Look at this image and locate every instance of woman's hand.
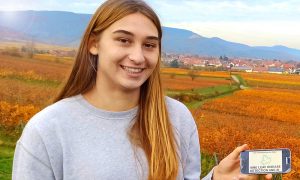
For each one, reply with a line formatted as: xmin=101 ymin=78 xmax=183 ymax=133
xmin=212 ymin=144 xmax=273 ymax=180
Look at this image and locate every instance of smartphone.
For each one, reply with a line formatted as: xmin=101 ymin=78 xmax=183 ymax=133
xmin=240 ymin=148 xmax=291 ymax=174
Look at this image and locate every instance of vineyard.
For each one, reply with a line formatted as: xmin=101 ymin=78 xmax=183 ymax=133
xmin=0 ymin=54 xmax=69 ymax=131
xmin=161 ymin=67 xmax=230 ymax=78
xmin=193 ymin=89 xmax=300 ymax=179
xmin=238 ymin=72 xmax=300 ymax=90
xmin=161 ymin=73 xmax=231 ymax=90
xmin=0 ymin=54 xmax=71 ymax=180
xmin=1 ymin=55 xmax=300 ymax=179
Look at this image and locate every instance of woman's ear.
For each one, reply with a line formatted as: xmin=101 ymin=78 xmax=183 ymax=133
xmin=89 ymin=44 xmax=98 ymax=55
xmin=88 ymin=34 xmax=99 ymax=55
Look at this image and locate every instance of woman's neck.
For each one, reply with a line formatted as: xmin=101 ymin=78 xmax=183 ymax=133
xmin=82 ymin=84 xmax=140 ymax=112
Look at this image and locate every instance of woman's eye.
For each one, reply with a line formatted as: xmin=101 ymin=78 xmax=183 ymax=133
xmin=144 ymin=43 xmax=157 ymax=49
xmin=118 ymin=38 xmax=130 ymax=44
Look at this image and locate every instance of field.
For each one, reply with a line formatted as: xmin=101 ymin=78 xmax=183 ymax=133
xmin=0 ymin=54 xmax=72 ymax=179
xmin=193 ymin=89 xmax=300 ymax=179
xmin=238 ymin=72 xmax=300 ymax=90
xmin=161 ymin=74 xmax=231 ymax=90
xmin=1 ymin=54 xmax=300 ymax=179
xmin=161 ymin=68 xmax=300 ymax=179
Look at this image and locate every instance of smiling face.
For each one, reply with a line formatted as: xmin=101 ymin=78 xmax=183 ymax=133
xmin=89 ymin=13 xmax=160 ymax=93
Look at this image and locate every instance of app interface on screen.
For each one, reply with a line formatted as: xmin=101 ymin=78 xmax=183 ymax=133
xmin=249 ymin=151 xmax=282 ymax=173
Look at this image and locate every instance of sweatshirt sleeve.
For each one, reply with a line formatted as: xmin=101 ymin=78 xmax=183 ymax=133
xmin=12 ymin=141 xmax=55 ymax=180
xmin=183 ymin=128 xmax=201 ymax=180
xmin=12 ymin=121 xmax=55 ymax=180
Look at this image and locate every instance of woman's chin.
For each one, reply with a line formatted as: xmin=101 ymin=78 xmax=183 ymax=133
xmin=119 ymin=82 xmax=143 ymax=92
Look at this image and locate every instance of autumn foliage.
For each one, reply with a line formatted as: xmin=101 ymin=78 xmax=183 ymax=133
xmin=0 ymin=55 xmax=69 ymax=135
xmin=238 ymin=72 xmax=300 ymax=90
xmin=161 ymin=74 xmax=230 ymax=90
xmin=161 ymin=67 xmax=230 ymax=78
xmin=194 ymin=88 xmax=300 ymax=179
xmin=0 ymin=101 xmax=39 ymax=136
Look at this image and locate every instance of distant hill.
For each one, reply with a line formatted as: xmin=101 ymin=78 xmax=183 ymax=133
xmin=162 ymin=27 xmax=300 ymax=61
xmin=0 ymin=11 xmax=90 ymax=46
xmin=1 ymin=10 xmax=300 ymax=61
xmin=0 ymin=26 xmax=31 ymax=42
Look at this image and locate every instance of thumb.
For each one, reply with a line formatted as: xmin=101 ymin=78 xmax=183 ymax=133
xmin=265 ymin=174 xmax=272 ymax=180
xmin=229 ymin=144 xmax=249 ymax=159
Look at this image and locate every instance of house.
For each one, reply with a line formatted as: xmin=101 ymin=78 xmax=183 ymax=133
xmin=282 ymin=64 xmax=295 ymax=74
xmin=268 ymin=67 xmax=283 ymax=74
xmin=231 ymin=66 xmax=253 ymax=72
xmin=293 ymin=69 xmax=300 ymax=75
xmin=207 ymin=59 xmax=222 ymax=67
xmin=252 ymin=67 xmax=268 ymax=73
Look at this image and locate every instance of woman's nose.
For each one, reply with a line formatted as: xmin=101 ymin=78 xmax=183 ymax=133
xmin=128 ymin=45 xmax=145 ymax=64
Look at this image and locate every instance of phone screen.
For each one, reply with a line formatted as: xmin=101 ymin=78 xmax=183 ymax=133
xmin=249 ymin=150 xmax=282 ymax=173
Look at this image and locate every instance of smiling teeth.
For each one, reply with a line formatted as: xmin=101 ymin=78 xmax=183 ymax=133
xmin=122 ymin=66 xmax=143 ymax=73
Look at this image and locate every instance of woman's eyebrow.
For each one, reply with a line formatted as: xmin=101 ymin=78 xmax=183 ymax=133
xmin=112 ymin=29 xmax=159 ymax=41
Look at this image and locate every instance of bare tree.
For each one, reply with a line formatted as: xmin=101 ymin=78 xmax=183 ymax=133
xmin=188 ymin=70 xmax=197 ymax=81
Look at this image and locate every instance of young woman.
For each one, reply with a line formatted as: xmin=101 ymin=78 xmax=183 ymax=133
xmin=12 ymin=0 xmax=272 ymax=179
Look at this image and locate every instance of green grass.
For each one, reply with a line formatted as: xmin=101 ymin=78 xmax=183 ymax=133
xmin=193 ymin=84 xmax=239 ymax=95
xmin=232 ymin=74 xmax=247 ymax=86
xmin=167 ymin=84 xmax=240 ymax=109
xmin=185 ymin=91 xmax=236 ymax=109
xmin=186 ymin=100 xmax=206 ymax=109
xmin=0 ymin=130 xmax=17 ymax=180
xmin=161 ymin=72 xmax=227 ymax=79
xmin=0 ymin=146 xmax=14 ymax=180
xmin=201 ymin=153 xmax=217 ymax=178
xmin=167 ymin=84 xmax=239 ymax=95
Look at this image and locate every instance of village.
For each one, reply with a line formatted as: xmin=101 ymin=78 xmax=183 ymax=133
xmin=162 ymin=53 xmax=300 ymax=74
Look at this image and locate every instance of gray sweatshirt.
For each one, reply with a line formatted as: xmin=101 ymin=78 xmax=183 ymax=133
xmin=12 ymin=95 xmax=213 ymax=180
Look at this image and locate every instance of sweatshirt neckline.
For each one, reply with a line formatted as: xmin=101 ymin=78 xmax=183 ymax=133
xmin=74 ymin=94 xmax=138 ymax=119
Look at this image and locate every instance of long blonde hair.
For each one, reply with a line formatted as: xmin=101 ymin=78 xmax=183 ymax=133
xmin=55 ymin=0 xmax=178 ymax=179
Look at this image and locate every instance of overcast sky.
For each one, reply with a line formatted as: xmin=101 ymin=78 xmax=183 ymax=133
xmin=1 ymin=0 xmax=299 ymax=49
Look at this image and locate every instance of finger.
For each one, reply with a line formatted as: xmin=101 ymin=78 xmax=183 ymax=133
xmin=229 ymin=144 xmax=250 ymax=159
xmin=264 ymin=174 xmax=272 ymax=180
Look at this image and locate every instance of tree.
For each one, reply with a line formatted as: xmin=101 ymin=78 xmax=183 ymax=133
xmin=188 ymin=70 xmax=197 ymax=81
xmin=223 ymin=55 xmax=229 ymax=61
xmin=24 ymin=36 xmax=35 ymax=58
xmin=170 ymin=73 xmax=176 ymax=79
xmin=170 ymin=59 xmax=179 ymax=68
